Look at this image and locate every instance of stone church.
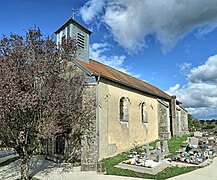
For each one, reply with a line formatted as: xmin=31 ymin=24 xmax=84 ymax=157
xmin=50 ymin=17 xmax=188 ymax=170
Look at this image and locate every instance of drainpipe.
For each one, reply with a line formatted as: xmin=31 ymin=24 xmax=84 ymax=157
xmin=96 ymin=75 xmax=100 ymax=162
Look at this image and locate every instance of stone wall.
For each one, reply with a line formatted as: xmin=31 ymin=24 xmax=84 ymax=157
xmin=81 ymin=84 xmax=98 ymax=171
xmin=176 ymin=108 xmax=181 ymax=136
xmin=171 ymin=96 xmax=179 ymax=137
xmin=171 ymin=95 xmax=188 ymax=137
xmin=158 ymin=100 xmax=171 ymax=139
xmin=180 ymin=107 xmax=189 ymax=135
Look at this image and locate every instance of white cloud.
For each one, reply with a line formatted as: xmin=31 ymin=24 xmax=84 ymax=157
xmin=89 ymin=43 xmax=141 ymax=78
xmin=178 ymin=62 xmax=192 ymax=75
xmin=81 ymin=0 xmax=217 ymax=53
xmin=167 ymin=54 xmax=217 ymax=119
xmin=188 ymin=54 xmax=217 ymax=83
xmin=80 ymin=0 xmax=105 ymax=23
xmin=186 ymin=107 xmax=217 ymax=120
xmin=166 ymin=84 xmax=180 ymax=95
xmin=174 ymin=83 xmax=217 ymax=108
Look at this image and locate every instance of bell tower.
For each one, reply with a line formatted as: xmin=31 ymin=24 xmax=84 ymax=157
xmin=55 ymin=13 xmax=92 ymax=63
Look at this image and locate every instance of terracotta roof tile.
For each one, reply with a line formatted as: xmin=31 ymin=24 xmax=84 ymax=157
xmin=76 ymin=59 xmax=171 ymax=100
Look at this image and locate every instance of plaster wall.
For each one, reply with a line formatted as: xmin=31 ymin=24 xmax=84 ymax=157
xmin=98 ymin=78 xmax=159 ymax=160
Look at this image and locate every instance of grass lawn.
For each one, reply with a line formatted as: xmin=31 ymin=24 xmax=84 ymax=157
xmin=149 ymin=134 xmax=189 ymax=155
xmin=102 ymin=134 xmax=200 ymax=179
xmin=168 ymin=134 xmax=189 ymax=154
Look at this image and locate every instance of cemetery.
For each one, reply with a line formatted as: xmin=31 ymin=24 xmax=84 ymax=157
xmin=116 ymin=140 xmax=170 ymax=174
xmin=171 ymin=131 xmax=217 ymax=165
xmin=115 ymin=132 xmax=217 ymax=175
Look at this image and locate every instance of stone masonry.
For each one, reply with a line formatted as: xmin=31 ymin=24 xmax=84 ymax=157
xmin=158 ymin=100 xmax=171 ymax=139
xmin=171 ymin=96 xmax=180 ymax=137
xmin=81 ymin=84 xmax=98 ymax=171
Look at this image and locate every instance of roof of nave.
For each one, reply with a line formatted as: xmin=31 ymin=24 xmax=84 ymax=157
xmin=75 ymin=59 xmax=172 ymax=101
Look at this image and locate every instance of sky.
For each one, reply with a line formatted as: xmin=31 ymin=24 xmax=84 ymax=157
xmin=1 ymin=0 xmax=217 ymax=119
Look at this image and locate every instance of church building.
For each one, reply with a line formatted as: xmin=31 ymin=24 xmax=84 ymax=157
xmin=51 ymin=16 xmax=188 ymax=171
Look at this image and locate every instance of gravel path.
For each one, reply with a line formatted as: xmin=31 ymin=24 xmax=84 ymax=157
xmin=0 ymin=155 xmax=217 ymax=180
xmin=168 ymin=157 xmax=217 ymax=180
xmin=0 ymin=156 xmax=145 ymax=180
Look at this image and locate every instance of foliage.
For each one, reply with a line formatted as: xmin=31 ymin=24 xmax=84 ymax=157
xmin=188 ymin=114 xmax=202 ymax=131
xmin=0 ymin=28 xmax=93 ymax=179
xmin=188 ymin=114 xmax=217 ymax=131
xmin=202 ymin=122 xmax=216 ymax=129
xmin=132 ymin=141 xmax=143 ymax=153
xmin=215 ymin=125 xmax=217 ymax=132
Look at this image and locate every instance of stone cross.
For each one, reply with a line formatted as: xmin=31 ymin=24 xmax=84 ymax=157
xmin=162 ymin=140 xmax=169 ymax=155
xmin=156 ymin=141 xmax=162 ymax=161
xmin=72 ymin=9 xmax=75 ymax=19
xmin=146 ymin=143 xmax=150 ymax=160
xmin=156 ymin=141 xmax=161 ymax=150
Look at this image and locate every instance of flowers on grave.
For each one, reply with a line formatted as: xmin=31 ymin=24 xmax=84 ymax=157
xmin=124 ymin=160 xmax=132 ymax=164
xmin=123 ymin=156 xmax=147 ymax=166
xmin=129 ymin=151 xmax=138 ymax=158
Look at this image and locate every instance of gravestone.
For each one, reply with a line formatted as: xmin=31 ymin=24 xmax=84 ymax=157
xmin=162 ymin=140 xmax=169 ymax=155
xmin=213 ymin=145 xmax=217 ymax=153
xmin=156 ymin=142 xmax=162 ymax=161
xmin=208 ymin=137 xmax=215 ymax=146
xmin=194 ymin=131 xmax=202 ymax=137
xmin=189 ymin=137 xmax=198 ymax=148
xmin=146 ymin=143 xmax=151 ymax=160
xmin=156 ymin=142 xmax=161 ymax=150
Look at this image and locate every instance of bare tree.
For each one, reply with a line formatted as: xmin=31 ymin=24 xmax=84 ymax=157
xmin=0 ymin=28 xmax=93 ymax=180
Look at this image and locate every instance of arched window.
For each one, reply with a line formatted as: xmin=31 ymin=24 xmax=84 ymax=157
xmin=120 ymin=97 xmax=129 ymax=122
xmin=141 ymin=102 xmax=148 ymax=123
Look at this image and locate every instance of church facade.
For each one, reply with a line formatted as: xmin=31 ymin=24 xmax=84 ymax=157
xmin=52 ymin=17 xmax=188 ymax=170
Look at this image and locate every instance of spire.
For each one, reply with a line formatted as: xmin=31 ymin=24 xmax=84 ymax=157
xmin=72 ymin=8 xmax=75 ymax=19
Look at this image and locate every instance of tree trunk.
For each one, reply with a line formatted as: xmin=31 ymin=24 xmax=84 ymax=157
xmin=20 ymin=155 xmax=30 ymax=180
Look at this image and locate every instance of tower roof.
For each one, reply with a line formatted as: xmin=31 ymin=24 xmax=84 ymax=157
xmin=55 ymin=18 xmax=92 ymax=35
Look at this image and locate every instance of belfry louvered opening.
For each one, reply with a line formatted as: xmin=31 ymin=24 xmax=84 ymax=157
xmin=77 ymin=33 xmax=85 ymax=49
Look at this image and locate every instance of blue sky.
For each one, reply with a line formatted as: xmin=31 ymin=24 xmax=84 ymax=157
xmin=1 ymin=0 xmax=217 ymax=119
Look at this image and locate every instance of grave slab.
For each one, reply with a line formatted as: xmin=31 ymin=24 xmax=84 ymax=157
xmin=116 ymin=160 xmax=169 ymax=175
xmin=189 ymin=137 xmax=199 ymax=148
xmin=194 ymin=131 xmax=203 ymax=137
